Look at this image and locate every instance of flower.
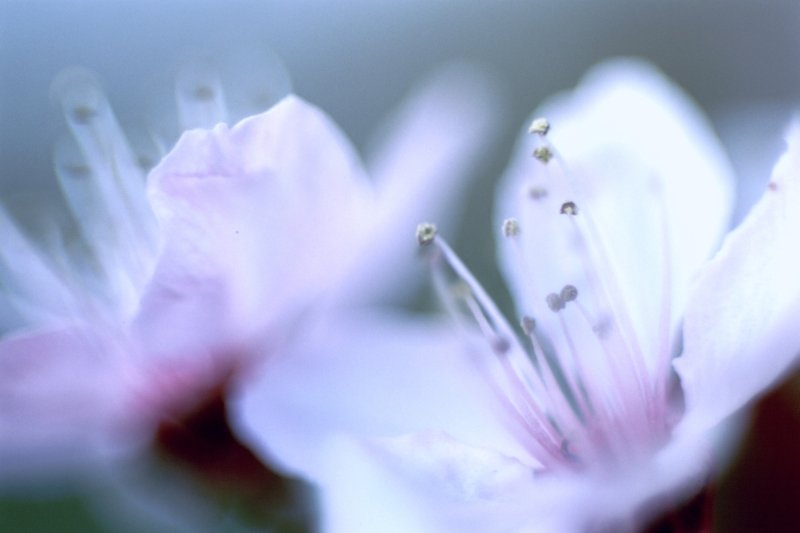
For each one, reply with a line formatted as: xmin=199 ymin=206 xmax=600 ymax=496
xmin=0 ymin=62 xmax=502 ymax=488
xmin=257 ymin=59 xmax=800 ymax=532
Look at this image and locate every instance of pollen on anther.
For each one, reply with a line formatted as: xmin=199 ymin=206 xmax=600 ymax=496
xmin=416 ymin=222 xmax=438 ymax=246
xmin=529 ymin=117 xmax=550 ymax=136
xmin=593 ymin=317 xmax=612 ymax=338
xmin=521 ymin=315 xmax=536 ymax=335
xmin=71 ymin=105 xmax=97 ymax=124
xmin=560 ymin=201 xmax=578 ymax=215
xmin=528 ymin=186 xmax=548 ymax=200
xmin=502 ymin=218 xmax=520 ymax=237
xmin=546 ymin=293 xmax=565 ymax=312
xmin=492 ymin=336 xmax=511 ymax=354
xmin=561 ymin=285 xmax=578 ymax=302
xmin=193 ymin=85 xmax=215 ymax=101
xmin=63 ymin=163 xmax=92 ymax=178
xmin=137 ymin=155 xmax=155 ymax=171
xmin=533 ymin=146 xmax=553 ymax=164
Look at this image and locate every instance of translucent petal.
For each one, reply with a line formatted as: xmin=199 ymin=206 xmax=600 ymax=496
xmin=0 ymin=327 xmax=127 ymax=478
xmin=675 ymin=122 xmax=800 ymax=434
xmin=236 ymin=310 xmax=532 ymax=477
xmin=138 ymin=95 xmax=374 ymax=359
xmin=496 ymin=59 xmax=735 ymax=379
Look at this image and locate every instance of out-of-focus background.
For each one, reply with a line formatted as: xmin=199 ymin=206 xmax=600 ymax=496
xmin=2 ymin=0 xmax=800 ymax=302
xmin=1 ymin=1 xmax=799 ymax=531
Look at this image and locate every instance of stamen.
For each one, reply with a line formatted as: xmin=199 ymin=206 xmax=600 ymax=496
xmin=51 ymin=68 xmax=158 ymax=295
xmin=192 ymin=85 xmax=216 ymax=101
xmin=521 ymin=131 xmax=648 ymax=442
xmin=502 ymin=218 xmax=520 ymax=237
xmin=71 ymin=105 xmax=98 ymax=125
xmin=429 ymin=245 xmax=565 ymax=464
xmin=568 ymin=300 xmax=642 ymax=429
xmin=533 ymin=146 xmax=553 ymax=164
xmin=560 ymin=201 xmax=578 ymax=215
xmin=528 ymin=117 xmax=550 ymax=136
xmin=592 ymin=316 xmax=612 ymax=338
xmin=427 ymin=232 xmax=559 ymax=406
xmin=560 ymin=284 xmax=578 ymax=303
xmin=563 ymin=209 xmax=654 ymax=417
xmin=416 ymin=222 xmax=437 ymax=246
xmin=555 ymin=313 xmax=599 ymax=422
xmin=492 ymin=337 xmax=511 ymax=354
xmin=520 ymin=315 xmax=536 ymax=335
xmin=175 ymin=62 xmax=229 ymax=130
xmin=546 ymin=293 xmax=565 ymax=312
xmin=500 ymin=222 xmax=589 ymax=429
xmin=528 ymin=186 xmax=548 ymax=200
xmin=137 ymin=155 xmax=155 ymax=171
xmin=63 ymin=163 xmax=92 ymax=179
xmin=0 ymin=206 xmax=80 ymax=321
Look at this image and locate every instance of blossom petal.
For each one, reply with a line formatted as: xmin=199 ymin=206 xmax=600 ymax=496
xmin=139 ymin=95 xmax=374 ymax=358
xmin=343 ymin=64 xmax=504 ymax=304
xmin=0 ymin=327 xmax=128 ymax=478
xmin=316 ymin=431 xmax=551 ymax=533
xmin=316 ymin=425 xmax=713 ymax=532
xmin=235 ymin=310 xmax=532 ymax=477
xmin=675 ymin=122 xmax=800 ymax=434
xmin=496 ymin=59 xmax=734 ymax=379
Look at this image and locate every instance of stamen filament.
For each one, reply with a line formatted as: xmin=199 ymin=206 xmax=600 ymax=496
xmin=425 ymin=233 xmax=569 ymax=465
xmin=565 ymin=213 xmax=654 ymax=415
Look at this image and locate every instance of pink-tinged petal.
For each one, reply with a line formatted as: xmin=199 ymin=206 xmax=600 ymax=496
xmin=675 ymin=122 xmax=800 ymax=435
xmin=139 ymin=96 xmax=374 ymax=358
xmin=578 ymin=429 xmax=714 ymax=531
xmin=317 ymin=427 xmax=713 ymax=532
xmin=0 ymin=327 xmax=129 ymax=478
xmin=496 ymin=59 xmax=734 ymax=377
xmin=316 ymin=431 xmax=584 ymax=533
xmin=342 ymin=64 xmax=504 ymax=304
xmin=235 ymin=310 xmax=534 ymax=477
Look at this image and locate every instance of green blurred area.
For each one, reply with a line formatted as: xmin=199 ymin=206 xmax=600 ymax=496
xmin=0 ymin=492 xmax=107 ymax=533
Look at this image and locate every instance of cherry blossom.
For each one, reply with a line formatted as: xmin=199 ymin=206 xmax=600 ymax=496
xmin=246 ymin=60 xmax=800 ymax=532
xmin=0 ymin=64 xmax=501 ymax=485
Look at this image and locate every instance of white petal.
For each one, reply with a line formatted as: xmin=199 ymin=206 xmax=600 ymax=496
xmin=235 ymin=310 xmax=532 ymax=477
xmin=343 ymin=63 xmax=504 ymax=304
xmin=316 ymin=427 xmax=713 ymax=533
xmin=0 ymin=327 xmax=129 ymax=478
xmin=496 ymin=59 xmax=734 ymax=377
xmin=675 ymin=122 xmax=800 ymax=434
xmin=316 ymin=432 xmax=568 ymax=533
xmin=139 ymin=95 xmax=374 ymax=358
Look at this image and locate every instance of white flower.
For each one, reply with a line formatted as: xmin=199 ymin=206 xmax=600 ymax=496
xmin=248 ymin=59 xmax=800 ymax=532
xmin=0 ymin=62 xmax=503 ymax=487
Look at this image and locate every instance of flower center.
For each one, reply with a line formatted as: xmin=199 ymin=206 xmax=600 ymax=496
xmin=417 ymin=118 xmax=678 ymax=472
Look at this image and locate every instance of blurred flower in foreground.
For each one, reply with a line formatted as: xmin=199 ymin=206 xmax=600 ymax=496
xmin=277 ymin=60 xmax=800 ymax=532
xmin=0 ymin=60 xmax=502 ymax=526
